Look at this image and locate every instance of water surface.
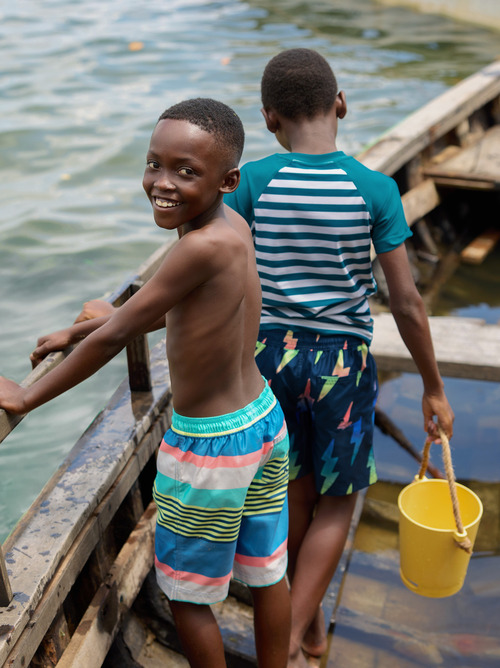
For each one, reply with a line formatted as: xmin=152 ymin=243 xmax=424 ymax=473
xmin=1 ymin=0 xmax=499 ymax=545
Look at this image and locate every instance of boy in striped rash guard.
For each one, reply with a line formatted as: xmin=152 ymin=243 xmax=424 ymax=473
xmin=225 ymin=48 xmax=454 ymax=667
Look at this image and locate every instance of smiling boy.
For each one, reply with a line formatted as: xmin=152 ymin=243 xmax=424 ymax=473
xmin=0 ymin=98 xmax=291 ymax=668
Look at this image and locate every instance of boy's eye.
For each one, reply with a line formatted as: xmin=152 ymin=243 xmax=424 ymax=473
xmin=146 ymin=159 xmax=159 ymax=169
xmin=178 ymin=167 xmax=194 ymax=176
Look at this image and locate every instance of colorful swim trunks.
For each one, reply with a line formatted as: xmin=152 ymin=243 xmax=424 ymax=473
xmin=153 ymin=382 xmax=289 ymax=604
xmin=255 ymin=329 xmax=378 ymax=496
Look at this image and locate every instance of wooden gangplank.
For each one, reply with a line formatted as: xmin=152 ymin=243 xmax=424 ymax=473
xmin=372 ymin=313 xmax=500 ymax=382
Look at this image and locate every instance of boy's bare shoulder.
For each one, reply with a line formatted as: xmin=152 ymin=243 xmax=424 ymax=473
xmin=178 ymin=213 xmax=248 ymax=272
xmin=224 ymin=204 xmax=253 ymax=240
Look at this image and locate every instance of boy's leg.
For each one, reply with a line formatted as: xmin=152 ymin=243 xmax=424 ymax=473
xmin=249 ymin=577 xmax=291 ymax=668
xmin=286 ymin=473 xmax=317 ymax=580
xmin=168 ymin=599 xmax=226 ymax=668
xmin=288 ymin=487 xmax=358 ymax=661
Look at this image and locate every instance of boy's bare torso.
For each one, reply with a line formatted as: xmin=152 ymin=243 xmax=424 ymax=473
xmin=164 ymin=204 xmax=264 ymax=417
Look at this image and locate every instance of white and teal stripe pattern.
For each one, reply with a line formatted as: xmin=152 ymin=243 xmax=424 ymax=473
xmin=253 ymin=163 xmax=375 ymax=341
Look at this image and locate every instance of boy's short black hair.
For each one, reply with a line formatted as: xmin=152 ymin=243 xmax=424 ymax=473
xmin=158 ymin=98 xmax=244 ymax=169
xmin=261 ymin=48 xmax=338 ymax=120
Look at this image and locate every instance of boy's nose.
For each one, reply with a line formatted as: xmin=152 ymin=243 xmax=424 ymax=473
xmin=155 ymin=172 xmax=175 ymax=190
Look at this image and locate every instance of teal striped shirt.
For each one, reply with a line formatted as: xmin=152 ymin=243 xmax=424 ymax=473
xmin=225 ymin=151 xmax=411 ymax=343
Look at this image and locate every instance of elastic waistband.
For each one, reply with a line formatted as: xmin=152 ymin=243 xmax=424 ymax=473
xmin=171 ymin=381 xmax=277 ymax=437
xmin=259 ymin=328 xmax=365 ymax=351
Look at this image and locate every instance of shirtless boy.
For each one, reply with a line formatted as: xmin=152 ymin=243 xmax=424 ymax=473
xmin=0 ymin=98 xmax=291 ymax=668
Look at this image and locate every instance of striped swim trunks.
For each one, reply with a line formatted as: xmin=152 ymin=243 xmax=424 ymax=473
xmin=153 ymin=381 xmax=289 ymax=604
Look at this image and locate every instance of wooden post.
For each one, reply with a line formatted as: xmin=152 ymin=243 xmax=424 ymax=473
xmin=0 ymin=545 xmax=13 ymax=607
xmin=125 ymin=282 xmax=152 ymax=393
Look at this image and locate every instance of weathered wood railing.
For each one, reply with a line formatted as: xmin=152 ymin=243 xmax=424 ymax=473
xmin=0 ymin=241 xmax=173 ymax=618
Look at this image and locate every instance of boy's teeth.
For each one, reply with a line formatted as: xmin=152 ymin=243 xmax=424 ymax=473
xmin=156 ymin=198 xmax=179 ymax=208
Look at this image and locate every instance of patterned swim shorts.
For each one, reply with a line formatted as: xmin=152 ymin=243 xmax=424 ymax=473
xmin=256 ymin=329 xmax=378 ymax=496
xmin=153 ymin=382 xmax=289 ymax=604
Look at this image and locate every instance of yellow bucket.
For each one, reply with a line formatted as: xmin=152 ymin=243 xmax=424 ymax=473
xmin=398 ymin=477 xmax=483 ymax=598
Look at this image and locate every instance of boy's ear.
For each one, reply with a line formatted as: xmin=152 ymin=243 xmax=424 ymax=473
xmin=336 ymin=91 xmax=347 ymax=119
xmin=220 ymin=167 xmax=240 ymax=194
xmin=261 ymin=107 xmax=279 ymax=134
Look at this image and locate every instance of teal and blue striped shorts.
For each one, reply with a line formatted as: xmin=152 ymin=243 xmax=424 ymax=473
xmin=153 ymin=382 xmax=289 ymax=604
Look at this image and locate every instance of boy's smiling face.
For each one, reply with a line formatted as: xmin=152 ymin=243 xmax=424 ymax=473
xmin=143 ymin=118 xmax=234 ymax=232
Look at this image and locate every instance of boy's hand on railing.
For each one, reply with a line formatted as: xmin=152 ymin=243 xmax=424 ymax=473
xmin=0 ymin=377 xmax=26 ymax=415
xmin=74 ymin=299 xmax=116 ymax=323
xmin=30 ymin=329 xmax=75 ymax=368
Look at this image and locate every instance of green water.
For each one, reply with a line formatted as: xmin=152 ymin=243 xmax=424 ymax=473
xmin=0 ymin=0 xmax=499 ymax=549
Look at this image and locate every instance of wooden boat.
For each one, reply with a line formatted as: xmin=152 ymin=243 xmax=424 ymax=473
xmin=1 ymin=60 xmax=500 ymax=667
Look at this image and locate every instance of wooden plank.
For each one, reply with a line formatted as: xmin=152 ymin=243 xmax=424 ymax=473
xmin=400 ymin=179 xmax=441 ymax=227
xmin=30 ymin=607 xmax=71 ymax=667
xmin=0 ymin=340 xmax=171 ymax=667
xmin=126 ymin=282 xmax=153 ymax=392
xmin=1 ymin=419 xmax=167 ymax=668
xmin=358 ymin=60 xmax=500 ymax=176
xmin=371 ymin=314 xmax=500 ymax=382
xmin=424 ymin=125 xmax=500 ymax=189
xmin=429 ymin=175 xmax=496 ymax=190
xmin=0 ymin=547 xmax=13 ymax=607
xmin=461 ymin=229 xmax=500 ymax=264
xmin=56 ymin=503 xmax=157 ymax=668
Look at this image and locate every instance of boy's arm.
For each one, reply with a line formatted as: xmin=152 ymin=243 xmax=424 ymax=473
xmin=377 ymin=244 xmax=454 ymax=439
xmin=30 ymin=315 xmax=113 ymax=367
xmin=0 ymin=234 xmax=210 ymax=416
xmin=31 ymin=298 xmax=167 ymax=367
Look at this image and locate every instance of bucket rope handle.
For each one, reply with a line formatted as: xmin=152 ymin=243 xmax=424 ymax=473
xmin=418 ymin=427 xmax=473 ymax=554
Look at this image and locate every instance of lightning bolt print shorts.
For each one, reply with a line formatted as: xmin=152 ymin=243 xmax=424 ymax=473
xmin=255 ymin=329 xmax=378 ymax=496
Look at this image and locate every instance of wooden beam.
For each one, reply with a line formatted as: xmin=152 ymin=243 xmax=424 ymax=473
xmin=461 ymin=229 xmax=500 ymax=264
xmin=424 ymin=125 xmax=500 ymax=190
xmin=1 ymin=420 xmax=167 ymax=668
xmin=56 ymin=504 xmax=157 ymax=668
xmin=0 ymin=546 xmax=12 ymax=607
xmin=358 ymin=60 xmax=500 ymax=176
xmin=126 ymin=282 xmax=152 ymax=392
xmin=371 ymin=314 xmax=500 ymax=382
xmin=0 ymin=341 xmax=171 ymax=668
xmin=401 ymin=179 xmax=441 ymax=227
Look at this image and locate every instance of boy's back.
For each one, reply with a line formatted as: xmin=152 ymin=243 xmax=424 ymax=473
xmin=225 ymin=149 xmax=409 ymax=345
xmin=164 ymin=204 xmax=264 ymax=417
